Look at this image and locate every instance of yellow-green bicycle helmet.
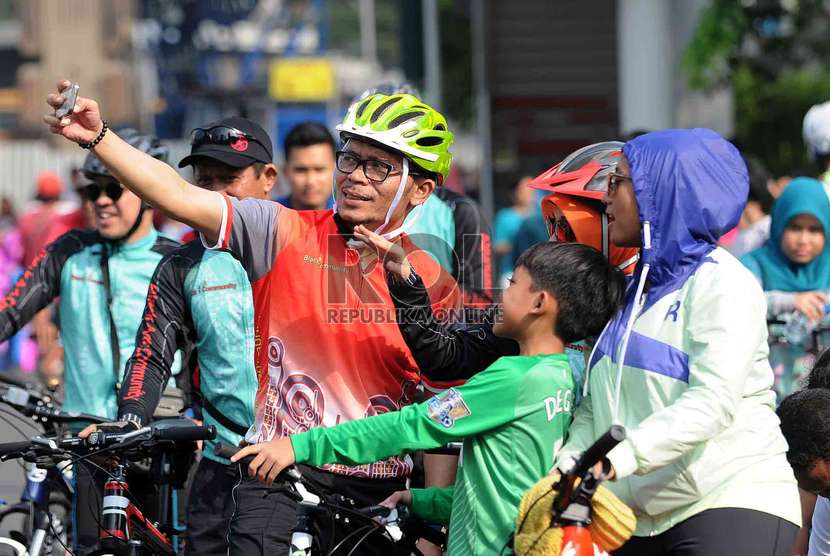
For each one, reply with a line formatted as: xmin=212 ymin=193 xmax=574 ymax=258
xmin=336 ymin=93 xmax=454 ymax=184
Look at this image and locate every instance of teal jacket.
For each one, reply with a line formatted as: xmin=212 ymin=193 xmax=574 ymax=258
xmin=118 ymin=240 xmax=257 ymax=463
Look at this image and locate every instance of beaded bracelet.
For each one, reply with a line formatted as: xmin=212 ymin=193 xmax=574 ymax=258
xmin=80 ymin=120 xmax=109 ymax=149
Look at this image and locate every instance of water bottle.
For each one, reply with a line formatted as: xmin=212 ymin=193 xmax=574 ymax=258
xmin=784 ymin=303 xmax=830 ymax=345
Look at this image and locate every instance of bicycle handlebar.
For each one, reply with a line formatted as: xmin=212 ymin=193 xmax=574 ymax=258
xmin=0 ymin=440 xmax=35 ymax=459
xmin=213 ymin=442 xmax=244 ymax=461
xmin=153 ymin=422 xmax=217 ymax=442
xmin=358 ymin=504 xmax=446 ymax=547
xmin=214 ymin=442 xmax=446 ymax=549
xmin=1 ymin=383 xmax=107 ymax=425
xmin=0 ymin=420 xmax=216 ymax=462
xmin=553 ymin=425 xmax=626 ymax=515
xmin=570 ymin=424 xmax=626 ymax=479
xmin=0 ymin=373 xmax=34 ymax=390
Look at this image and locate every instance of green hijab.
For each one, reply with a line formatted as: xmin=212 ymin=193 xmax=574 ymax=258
xmin=742 ymin=177 xmax=830 ymax=292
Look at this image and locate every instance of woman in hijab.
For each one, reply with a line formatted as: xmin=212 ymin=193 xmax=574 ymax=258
xmin=741 ymin=177 xmax=830 ymax=398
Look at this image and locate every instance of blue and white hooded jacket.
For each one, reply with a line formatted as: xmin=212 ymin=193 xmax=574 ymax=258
xmin=558 ymin=129 xmax=800 ymax=536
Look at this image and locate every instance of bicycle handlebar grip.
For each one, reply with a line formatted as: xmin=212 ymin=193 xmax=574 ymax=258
xmin=214 ymin=442 xmax=257 ymax=468
xmin=0 ymin=440 xmax=32 ymax=458
xmin=154 ymin=424 xmax=216 ymax=442
xmin=213 ymin=442 xmax=241 ymax=459
xmin=572 ymin=424 xmax=626 ymax=478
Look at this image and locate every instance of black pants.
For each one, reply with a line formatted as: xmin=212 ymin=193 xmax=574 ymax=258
xmin=185 ymin=457 xmax=239 ymax=556
xmin=613 ymin=508 xmax=798 ymax=556
xmin=227 ymin=464 xmax=407 ymax=555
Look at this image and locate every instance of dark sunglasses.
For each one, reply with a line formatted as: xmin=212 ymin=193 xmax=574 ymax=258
xmin=190 ymin=126 xmax=268 ymax=151
xmin=79 ymin=182 xmax=124 ymax=202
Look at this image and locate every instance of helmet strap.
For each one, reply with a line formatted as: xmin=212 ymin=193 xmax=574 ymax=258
xmin=108 ymin=204 xmax=148 ymax=245
xmin=374 ymin=158 xmax=409 ymax=237
xmin=601 ymin=212 xmax=609 ymax=258
xmin=338 ymin=157 xmax=424 ymax=248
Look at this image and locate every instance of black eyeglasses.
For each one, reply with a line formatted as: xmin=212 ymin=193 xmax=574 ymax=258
xmin=336 ymin=150 xmax=398 ymax=183
xmin=190 ymin=126 xmax=268 ymax=151
xmin=79 ymin=182 xmax=124 ymax=202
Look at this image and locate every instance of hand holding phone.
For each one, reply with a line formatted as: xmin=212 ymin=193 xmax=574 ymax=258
xmin=54 ymin=83 xmax=79 ymax=119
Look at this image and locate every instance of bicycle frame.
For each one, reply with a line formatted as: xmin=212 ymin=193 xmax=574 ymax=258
xmin=0 ymin=418 xmax=212 ymax=556
xmin=96 ymin=462 xmax=174 ymax=556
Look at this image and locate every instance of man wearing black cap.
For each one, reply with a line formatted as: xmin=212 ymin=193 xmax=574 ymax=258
xmin=93 ymin=117 xmax=278 ymax=555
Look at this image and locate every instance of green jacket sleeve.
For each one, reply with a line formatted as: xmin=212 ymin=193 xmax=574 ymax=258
xmin=291 ymin=359 xmax=519 ymax=467
xmin=410 ymin=486 xmax=454 ymax=523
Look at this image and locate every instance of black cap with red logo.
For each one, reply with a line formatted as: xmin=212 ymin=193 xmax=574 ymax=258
xmin=179 ymin=116 xmax=274 ymax=169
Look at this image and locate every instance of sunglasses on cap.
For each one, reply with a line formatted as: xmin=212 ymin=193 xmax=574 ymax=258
xmin=79 ymin=182 xmax=125 ymax=202
xmin=189 ymin=126 xmax=268 ymax=151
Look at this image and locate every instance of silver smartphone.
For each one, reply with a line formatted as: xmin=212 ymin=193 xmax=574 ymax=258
xmin=55 ymin=83 xmax=79 ymax=119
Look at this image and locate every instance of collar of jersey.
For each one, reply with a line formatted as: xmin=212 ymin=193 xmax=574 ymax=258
xmin=112 ymin=226 xmax=159 ymax=253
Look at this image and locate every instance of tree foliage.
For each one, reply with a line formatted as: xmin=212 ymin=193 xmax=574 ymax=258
xmin=684 ymin=0 xmax=830 ymax=175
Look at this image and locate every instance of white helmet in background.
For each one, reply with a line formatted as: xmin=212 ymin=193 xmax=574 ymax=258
xmin=803 ymin=101 xmax=830 ymax=160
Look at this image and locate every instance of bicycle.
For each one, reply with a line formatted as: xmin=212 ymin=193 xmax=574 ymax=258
xmin=767 ymin=316 xmax=830 ymax=399
xmin=0 ymin=373 xmax=106 ymax=556
xmin=214 ymin=443 xmax=446 ymax=556
xmin=0 ymin=418 xmax=215 ymax=556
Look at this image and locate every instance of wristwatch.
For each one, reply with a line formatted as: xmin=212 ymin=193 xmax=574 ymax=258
xmin=118 ymin=413 xmax=143 ymax=431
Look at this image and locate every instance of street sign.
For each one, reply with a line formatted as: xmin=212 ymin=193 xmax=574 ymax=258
xmin=269 ymin=58 xmax=334 ymax=102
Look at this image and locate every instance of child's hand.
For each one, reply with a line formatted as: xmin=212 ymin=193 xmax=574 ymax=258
xmin=231 ymin=437 xmax=295 ymax=486
xmin=379 ymin=489 xmax=412 ymax=509
xmin=794 ymin=291 xmax=828 ymax=322
xmin=353 ymin=225 xmax=412 ymax=281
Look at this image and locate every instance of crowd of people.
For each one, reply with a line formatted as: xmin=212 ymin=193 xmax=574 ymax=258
xmin=2 ymin=77 xmax=830 ymax=555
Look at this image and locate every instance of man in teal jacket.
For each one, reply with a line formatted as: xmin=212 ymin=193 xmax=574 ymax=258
xmin=113 ymin=116 xmax=277 ymax=555
xmin=0 ymin=130 xmax=181 ymax=553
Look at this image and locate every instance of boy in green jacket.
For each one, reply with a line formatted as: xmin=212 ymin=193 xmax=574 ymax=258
xmin=232 ymin=241 xmax=625 ymax=555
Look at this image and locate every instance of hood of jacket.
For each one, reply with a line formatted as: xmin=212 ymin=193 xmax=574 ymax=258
xmin=623 ymin=128 xmax=748 ymax=310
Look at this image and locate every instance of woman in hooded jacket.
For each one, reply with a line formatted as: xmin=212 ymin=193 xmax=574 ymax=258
xmin=556 ymin=129 xmax=800 ymax=555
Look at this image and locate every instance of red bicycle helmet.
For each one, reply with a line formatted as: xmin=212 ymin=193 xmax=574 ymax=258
xmin=526 ymin=141 xmax=639 ymax=274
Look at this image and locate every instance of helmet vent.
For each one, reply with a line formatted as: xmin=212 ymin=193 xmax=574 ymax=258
xmin=416 ymin=136 xmax=443 ymax=147
xmin=356 ymin=98 xmax=373 ymax=119
xmin=370 ymin=96 xmax=402 ymax=124
xmin=388 ymin=111 xmax=424 ymax=128
xmin=434 ymin=123 xmax=446 ymax=131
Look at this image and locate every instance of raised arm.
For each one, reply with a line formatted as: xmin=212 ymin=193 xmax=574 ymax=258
xmin=44 ymin=80 xmax=224 ymax=244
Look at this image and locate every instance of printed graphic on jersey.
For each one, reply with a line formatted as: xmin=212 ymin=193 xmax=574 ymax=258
xmin=321 ymin=391 xmax=415 ymax=479
xmin=427 ymin=388 xmax=471 ymax=428
xmin=260 ymin=337 xmax=325 ymax=440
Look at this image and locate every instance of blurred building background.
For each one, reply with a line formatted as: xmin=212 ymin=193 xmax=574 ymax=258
xmin=0 ymin=0 xmax=826 ymax=218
